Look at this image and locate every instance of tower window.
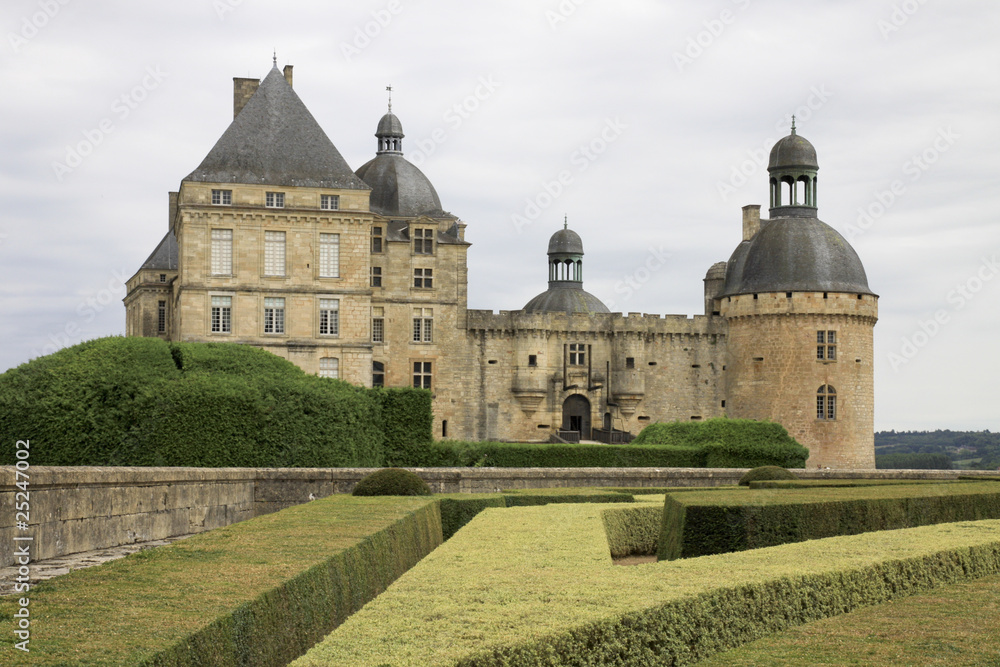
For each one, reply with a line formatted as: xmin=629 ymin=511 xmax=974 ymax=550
xmin=371 ymin=226 xmax=384 ymax=253
xmin=568 ymin=343 xmax=586 ymax=366
xmin=370 ymin=266 xmax=382 ymax=287
xmin=263 ymin=297 xmax=285 ymax=334
xmin=265 ymin=191 xmax=285 ymax=208
xmin=320 ymin=194 xmax=339 ymax=210
xmin=157 ymin=300 xmax=166 ymax=333
xmin=528 ymin=354 xmax=537 ymax=367
xmin=625 ymin=357 xmax=635 ymax=369
xmin=817 ymin=330 xmax=836 ymax=360
xmin=318 ymin=357 xmax=339 ymax=379
xmin=413 ymin=228 xmax=434 ymax=254
xmin=211 ymin=189 xmax=232 ymax=205
xmin=159 ymin=274 xmax=167 ymax=283
xmin=372 ymin=307 xmax=385 ymax=343
xmin=817 ymin=385 xmax=836 ymax=420
xmin=210 ymin=296 xmax=232 ymax=333
xmin=412 ymin=361 xmax=432 ymax=389
xmin=413 ymin=268 xmax=433 ymax=289
xmin=319 ymin=298 xmax=339 ymax=336
xmin=412 ymin=308 xmax=433 ymax=343
xmin=372 ymin=361 xmax=385 ymax=387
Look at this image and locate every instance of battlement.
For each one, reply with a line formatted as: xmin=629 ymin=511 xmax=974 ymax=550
xmin=466 ymin=309 xmax=725 ymax=336
xmin=720 ymin=291 xmax=878 ymax=322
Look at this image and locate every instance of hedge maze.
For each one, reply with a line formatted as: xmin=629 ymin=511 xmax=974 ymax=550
xmin=6 ymin=481 xmax=1000 ymax=665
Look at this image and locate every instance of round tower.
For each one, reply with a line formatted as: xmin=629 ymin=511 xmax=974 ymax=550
xmin=720 ymin=126 xmax=877 ymax=469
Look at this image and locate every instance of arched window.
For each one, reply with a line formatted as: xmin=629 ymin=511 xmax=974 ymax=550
xmin=816 ymin=385 xmax=836 ymax=420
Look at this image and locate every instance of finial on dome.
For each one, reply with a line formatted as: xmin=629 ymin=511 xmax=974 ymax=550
xmin=273 ymin=50 xmax=277 ymax=67
xmin=386 ymin=85 xmax=393 ymax=113
xmin=564 ymin=214 xmax=568 ymax=230
xmin=790 ymin=115 xmax=797 ymax=135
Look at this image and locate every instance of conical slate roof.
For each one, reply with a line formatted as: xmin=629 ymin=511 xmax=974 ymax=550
xmin=185 ymin=66 xmax=369 ymax=190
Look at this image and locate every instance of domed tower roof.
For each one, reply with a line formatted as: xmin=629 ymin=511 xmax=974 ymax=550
xmin=355 ymin=96 xmax=445 ymax=217
xmin=723 ymin=124 xmax=874 ymax=297
xmin=523 ymin=221 xmax=610 ymax=314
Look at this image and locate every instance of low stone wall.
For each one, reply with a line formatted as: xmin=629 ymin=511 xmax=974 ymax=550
xmin=2 ymin=466 xmax=996 ymax=566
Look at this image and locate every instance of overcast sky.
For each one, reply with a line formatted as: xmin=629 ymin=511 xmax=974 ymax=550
xmin=1 ymin=0 xmax=998 ymax=432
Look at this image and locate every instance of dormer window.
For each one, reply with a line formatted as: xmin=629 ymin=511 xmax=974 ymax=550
xmin=413 ymin=228 xmax=434 ymax=254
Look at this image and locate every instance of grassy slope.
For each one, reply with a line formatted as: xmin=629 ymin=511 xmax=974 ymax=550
xmin=293 ymin=502 xmax=1000 ymax=667
xmin=696 ymin=574 xmax=1000 ymax=666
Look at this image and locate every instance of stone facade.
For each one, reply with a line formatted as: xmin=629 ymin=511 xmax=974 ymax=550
xmin=124 ymin=64 xmax=878 ymax=469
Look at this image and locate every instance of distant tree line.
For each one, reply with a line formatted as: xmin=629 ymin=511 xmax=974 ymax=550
xmin=875 ymin=430 xmax=1000 ymax=470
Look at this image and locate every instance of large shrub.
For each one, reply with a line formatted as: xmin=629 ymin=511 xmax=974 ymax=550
xmin=738 ymin=466 xmax=799 ymax=486
xmin=352 ymin=468 xmax=432 ymax=496
xmin=633 ymin=418 xmax=809 ymax=468
xmin=0 ymin=337 xmax=434 ymax=468
xmin=375 ymin=387 xmax=433 ymax=466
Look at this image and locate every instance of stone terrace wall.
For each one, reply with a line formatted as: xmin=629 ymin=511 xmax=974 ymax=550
xmin=3 ymin=466 xmax=997 ymax=566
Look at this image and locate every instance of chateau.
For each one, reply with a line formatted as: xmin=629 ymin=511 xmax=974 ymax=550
xmin=124 ymin=62 xmax=878 ymax=469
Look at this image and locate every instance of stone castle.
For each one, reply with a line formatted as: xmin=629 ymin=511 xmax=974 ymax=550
xmin=124 ymin=62 xmax=878 ymax=468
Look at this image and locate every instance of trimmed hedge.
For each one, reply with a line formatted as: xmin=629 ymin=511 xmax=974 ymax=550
xmin=602 ymin=505 xmax=663 ymax=558
xmin=292 ymin=500 xmax=1000 ymax=666
xmin=375 ymin=387 xmax=434 ymax=467
xmin=749 ymin=479 xmax=959 ymax=489
xmin=418 ymin=440 xmax=707 ymax=467
xmin=0 ymin=337 xmax=432 ymax=468
xmin=658 ymin=481 xmax=1000 ymax=560
xmin=633 ymin=417 xmax=809 ymax=468
xmin=739 ymin=465 xmax=798 ymax=486
xmin=0 ymin=495 xmax=441 ymax=665
xmin=352 ymin=468 xmax=432 ymax=496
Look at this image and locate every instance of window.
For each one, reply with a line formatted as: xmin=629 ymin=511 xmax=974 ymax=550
xmin=321 ymin=194 xmax=339 ymax=210
xmin=371 ymin=226 xmax=384 ymax=253
xmin=212 ymin=189 xmax=232 ymax=205
xmin=569 ymin=343 xmax=586 ymax=366
xmin=319 ymin=233 xmax=339 ymax=278
xmin=625 ymin=357 xmax=635 ymax=369
xmin=373 ymin=361 xmax=385 ymax=387
xmin=413 ymin=227 xmax=434 ymax=254
xmin=413 ymin=268 xmax=433 ymax=288
xmin=264 ymin=297 xmax=285 ymax=334
xmin=817 ymin=330 xmax=836 ymax=360
xmin=413 ymin=361 xmax=432 ymax=389
xmin=817 ymin=385 xmax=837 ymax=420
xmin=264 ymin=231 xmax=285 ymax=276
xmin=159 ymin=274 xmax=166 ymax=283
xmin=265 ymin=191 xmax=284 ymax=208
xmin=412 ymin=307 xmax=433 ymax=343
xmin=372 ymin=307 xmax=385 ymax=343
xmin=528 ymin=354 xmax=537 ymax=367
xmin=211 ymin=229 xmax=233 ymax=275
xmin=157 ymin=300 xmax=166 ymax=333
xmin=370 ymin=266 xmax=382 ymax=287
xmin=319 ymin=357 xmax=339 ymax=379
xmin=211 ymin=296 xmax=231 ymax=333
xmin=319 ymin=298 xmax=339 ymax=336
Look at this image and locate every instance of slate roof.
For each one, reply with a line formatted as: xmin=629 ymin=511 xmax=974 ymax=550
xmin=522 ymin=283 xmax=611 ymax=314
xmin=355 ymin=154 xmax=445 ymax=217
xmin=185 ymin=66 xmax=369 ymax=190
xmin=548 ymin=228 xmax=583 ymax=255
xmin=721 ymin=216 xmax=874 ymax=296
xmin=769 ymin=131 xmax=819 ymax=170
xmin=140 ymin=230 xmax=178 ymax=271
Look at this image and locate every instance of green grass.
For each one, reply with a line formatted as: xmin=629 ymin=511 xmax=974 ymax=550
xmin=0 ymin=495 xmax=440 ymax=665
xmin=695 ymin=573 xmax=1000 ymax=666
xmin=292 ymin=502 xmax=1000 ymax=666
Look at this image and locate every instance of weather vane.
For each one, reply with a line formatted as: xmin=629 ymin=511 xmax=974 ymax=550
xmin=273 ymin=49 xmax=277 ymax=67
xmin=791 ymin=114 xmax=797 ymax=134
xmin=564 ymin=214 xmax=568 ymax=230
xmin=386 ymin=85 xmax=393 ymax=113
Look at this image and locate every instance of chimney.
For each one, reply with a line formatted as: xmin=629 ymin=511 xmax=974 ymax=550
xmin=233 ymin=77 xmax=260 ymax=119
xmin=168 ymin=191 xmax=178 ymax=233
xmin=742 ymin=204 xmax=761 ymax=241
xmin=283 ymin=65 xmax=293 ymax=88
